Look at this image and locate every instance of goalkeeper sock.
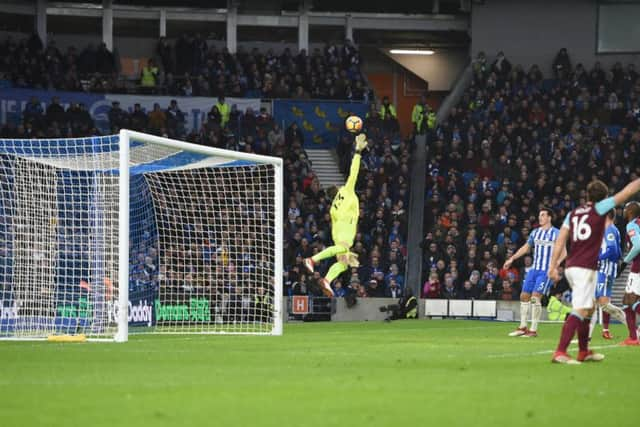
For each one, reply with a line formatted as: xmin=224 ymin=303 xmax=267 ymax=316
xmin=530 ymin=297 xmax=542 ymax=331
xmin=325 ymin=261 xmax=348 ymax=283
xmin=519 ymin=301 xmax=531 ymax=329
xmin=312 ymin=245 xmax=347 ymax=263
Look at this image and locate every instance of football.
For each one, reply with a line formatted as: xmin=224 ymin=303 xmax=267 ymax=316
xmin=345 ymin=115 xmax=363 ymax=133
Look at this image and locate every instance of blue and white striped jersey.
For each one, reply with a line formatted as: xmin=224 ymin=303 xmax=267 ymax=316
xmin=527 ymin=226 xmax=560 ymax=271
xmin=598 ymin=224 xmax=621 ymax=279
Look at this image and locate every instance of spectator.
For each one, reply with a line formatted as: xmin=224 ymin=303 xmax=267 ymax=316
xmin=441 ymin=274 xmax=458 ymax=299
xmin=129 ymin=103 xmax=148 ymax=131
xmin=216 ymin=96 xmax=230 ymax=128
xmin=366 ymin=278 xmax=384 ymax=297
xmin=148 ymin=102 xmax=167 ymax=135
xmin=166 ymin=99 xmax=186 ymax=137
xmin=411 ymin=94 xmax=427 ymax=134
xmin=140 ymin=59 xmax=159 ymax=94
xmin=422 ymin=272 xmax=441 ymax=298
xmin=107 ymin=100 xmax=128 ymax=131
xmin=385 ymin=278 xmax=403 ymax=298
xmin=553 ymin=47 xmax=571 ymax=78
xmin=379 ymin=96 xmax=399 ymax=134
xmin=460 ymin=280 xmax=478 ymax=300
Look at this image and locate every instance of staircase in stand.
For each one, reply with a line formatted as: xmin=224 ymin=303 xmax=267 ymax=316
xmin=306 ymin=149 xmax=345 ymax=188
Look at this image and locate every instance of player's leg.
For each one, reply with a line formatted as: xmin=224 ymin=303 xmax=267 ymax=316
xmin=553 ymin=268 xmax=602 ymax=363
xmin=621 ymin=273 xmax=640 ymax=345
xmin=316 ymin=260 xmax=349 ymax=297
xmin=599 ymin=299 xmax=625 ymax=339
xmin=510 ymin=272 xmax=534 ymax=336
xmin=573 ymin=269 xmax=603 ymax=362
xmin=304 ymin=220 xmax=353 ymax=272
xmin=591 ymin=273 xmax=608 ymax=340
xmin=304 ymin=244 xmax=347 ymax=273
xmin=588 ymin=310 xmax=598 ymax=340
xmin=317 ymin=225 xmax=357 ymax=297
xmin=527 ymin=273 xmax=551 ymax=337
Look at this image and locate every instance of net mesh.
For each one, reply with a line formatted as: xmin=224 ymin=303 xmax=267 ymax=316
xmin=0 ymin=134 xmax=278 ymax=339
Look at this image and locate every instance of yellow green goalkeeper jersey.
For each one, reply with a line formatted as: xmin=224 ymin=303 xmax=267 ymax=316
xmin=329 ymin=152 xmax=361 ymax=246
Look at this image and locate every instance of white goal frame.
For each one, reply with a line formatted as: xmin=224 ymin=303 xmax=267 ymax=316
xmin=117 ymin=130 xmax=283 ymax=341
xmin=0 ymin=130 xmax=283 ymax=342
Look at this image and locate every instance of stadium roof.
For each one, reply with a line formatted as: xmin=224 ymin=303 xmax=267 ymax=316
xmin=51 ymin=0 xmax=469 ymax=14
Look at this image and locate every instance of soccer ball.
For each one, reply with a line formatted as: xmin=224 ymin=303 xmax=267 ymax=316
xmin=345 ymin=115 xmax=363 ymax=134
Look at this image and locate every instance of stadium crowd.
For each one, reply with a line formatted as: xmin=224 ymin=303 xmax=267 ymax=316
xmin=421 ymin=49 xmax=640 ymax=302
xmin=0 ymin=82 xmax=406 ymax=303
xmin=5 ymin=30 xmax=640 ymax=305
xmin=0 ymin=33 xmax=370 ymax=100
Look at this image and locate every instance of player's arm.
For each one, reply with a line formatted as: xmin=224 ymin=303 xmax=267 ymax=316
xmin=345 ymin=133 xmax=367 ymax=192
xmin=623 ymin=222 xmax=640 ymax=264
xmin=595 ymin=179 xmax=640 ymax=215
xmin=548 ymin=215 xmax=570 ymax=281
xmin=556 ymin=245 xmax=567 ymax=267
xmin=502 ymin=240 xmax=531 ymax=269
xmin=599 ymin=231 xmax=621 ymax=262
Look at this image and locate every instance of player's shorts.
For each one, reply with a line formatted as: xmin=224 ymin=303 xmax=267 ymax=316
xmin=564 ymin=267 xmax=597 ymax=309
xmin=331 ymin=218 xmax=357 ymax=249
xmin=624 ymin=272 xmax=640 ymax=296
xmin=522 ymin=269 xmax=553 ymax=295
xmin=595 ymin=272 xmax=613 ymax=299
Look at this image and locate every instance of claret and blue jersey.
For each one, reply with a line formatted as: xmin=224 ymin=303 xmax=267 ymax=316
xmin=626 ymin=217 xmax=640 ymax=274
xmin=522 ymin=226 xmax=559 ymax=295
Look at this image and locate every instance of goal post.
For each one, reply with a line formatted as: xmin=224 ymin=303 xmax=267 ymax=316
xmin=0 ymin=130 xmax=283 ymax=341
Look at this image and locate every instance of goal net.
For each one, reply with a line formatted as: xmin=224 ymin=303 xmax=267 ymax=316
xmin=0 ymin=130 xmax=283 ymax=341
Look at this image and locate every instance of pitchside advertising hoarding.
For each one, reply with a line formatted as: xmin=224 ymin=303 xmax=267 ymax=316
xmin=0 ymin=292 xmax=214 ymax=330
xmin=0 ymin=88 xmax=260 ymax=135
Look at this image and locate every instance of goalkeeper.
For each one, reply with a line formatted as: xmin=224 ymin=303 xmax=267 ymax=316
xmin=304 ymin=133 xmax=368 ymax=297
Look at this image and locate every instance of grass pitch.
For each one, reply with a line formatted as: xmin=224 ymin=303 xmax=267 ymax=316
xmin=1 ymin=320 xmax=637 ymax=427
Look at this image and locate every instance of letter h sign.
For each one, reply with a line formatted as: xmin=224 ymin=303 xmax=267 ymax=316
xmin=291 ymin=296 xmax=309 ymax=314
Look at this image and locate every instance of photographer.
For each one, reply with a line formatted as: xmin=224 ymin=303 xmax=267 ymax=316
xmin=380 ymin=288 xmax=417 ymax=321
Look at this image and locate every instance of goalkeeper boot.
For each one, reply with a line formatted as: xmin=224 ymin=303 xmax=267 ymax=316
xmin=319 ymin=278 xmax=334 ymax=297
xmin=303 ymin=258 xmax=315 ymax=273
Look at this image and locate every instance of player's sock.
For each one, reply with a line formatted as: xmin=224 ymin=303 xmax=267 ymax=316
xmin=325 ymin=261 xmax=348 ymax=283
xmin=530 ymin=297 xmax=542 ymax=331
xmin=602 ymin=311 xmax=611 ymax=330
xmin=578 ymin=318 xmax=591 ymax=352
xmin=602 ymin=303 xmax=625 ymax=324
xmin=588 ymin=313 xmax=597 ymax=339
xmin=311 ymin=245 xmax=346 ymax=263
xmin=519 ymin=301 xmax=531 ymax=329
xmin=556 ymin=312 xmax=582 ymax=353
xmin=625 ymin=307 xmax=638 ymax=340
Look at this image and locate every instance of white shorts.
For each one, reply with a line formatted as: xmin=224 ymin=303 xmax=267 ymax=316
xmin=625 ymin=272 xmax=640 ymax=296
xmin=564 ymin=267 xmax=597 ymax=310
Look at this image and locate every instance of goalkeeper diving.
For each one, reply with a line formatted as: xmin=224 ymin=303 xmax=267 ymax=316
xmin=304 ymin=133 xmax=368 ymax=297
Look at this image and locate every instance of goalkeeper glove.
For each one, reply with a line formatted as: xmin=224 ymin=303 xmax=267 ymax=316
xmin=355 ymin=133 xmax=368 ymax=154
